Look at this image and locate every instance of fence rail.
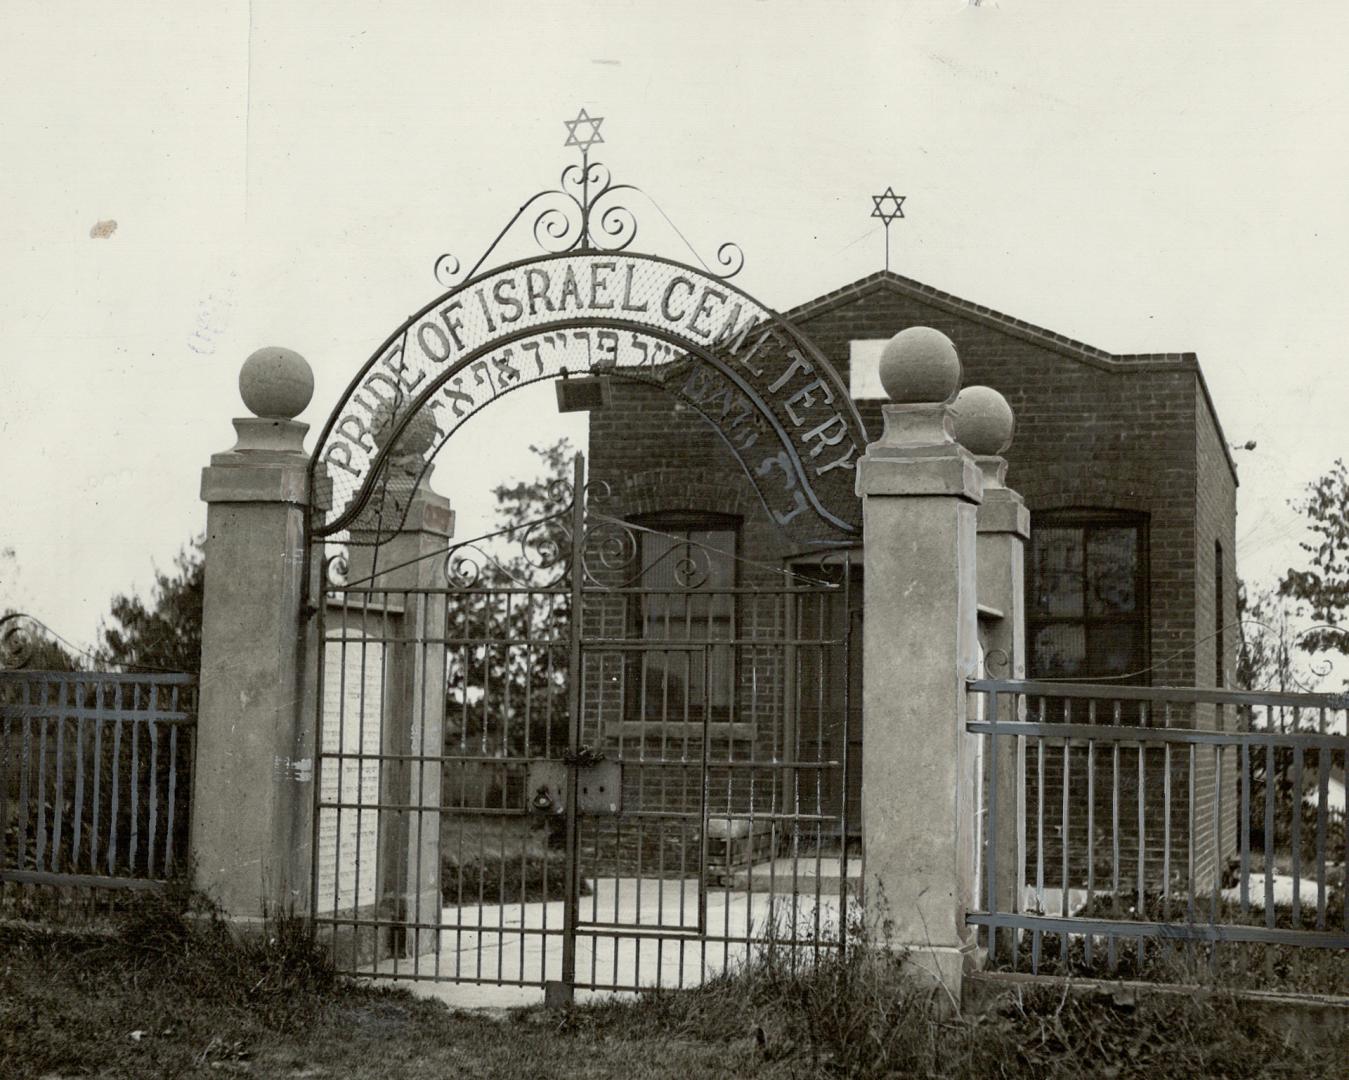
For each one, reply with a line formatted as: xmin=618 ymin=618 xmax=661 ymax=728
xmin=1 ymin=671 xmax=197 ymax=893
xmin=966 ymin=678 xmax=1348 ymax=988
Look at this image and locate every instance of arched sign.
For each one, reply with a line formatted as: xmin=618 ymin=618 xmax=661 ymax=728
xmin=311 ymin=251 xmax=867 ymax=547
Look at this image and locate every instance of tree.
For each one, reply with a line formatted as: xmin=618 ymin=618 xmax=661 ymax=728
xmin=442 ymin=441 xmax=576 ymax=837
xmin=98 ymin=537 xmax=205 ymax=674
xmin=489 ymin=439 xmax=576 ymax=533
xmin=1279 ymin=458 xmax=1349 ymax=659
xmin=1234 ymin=580 xmax=1297 ymax=694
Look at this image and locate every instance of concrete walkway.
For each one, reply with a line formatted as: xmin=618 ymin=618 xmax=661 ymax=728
xmin=367 ymin=872 xmax=860 ymax=1009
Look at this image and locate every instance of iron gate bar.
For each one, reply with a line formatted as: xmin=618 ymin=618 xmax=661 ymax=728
xmin=558 ymin=453 xmax=585 ymax=1001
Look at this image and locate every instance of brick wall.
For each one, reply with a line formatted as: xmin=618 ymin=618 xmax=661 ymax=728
xmin=1193 ymin=376 xmax=1241 ymax=875
xmin=587 ymin=270 xmax=1239 ymax=889
xmin=787 ymin=276 xmax=1211 ymax=688
xmin=571 ymin=460 xmax=854 ymax=874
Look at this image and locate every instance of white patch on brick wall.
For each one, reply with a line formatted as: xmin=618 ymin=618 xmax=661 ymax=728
xmin=848 ymin=340 xmax=888 ymax=399
xmin=315 ymin=634 xmax=384 ymax=913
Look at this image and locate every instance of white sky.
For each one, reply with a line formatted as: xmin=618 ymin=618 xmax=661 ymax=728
xmin=2 ymin=1 xmax=1347 ymax=662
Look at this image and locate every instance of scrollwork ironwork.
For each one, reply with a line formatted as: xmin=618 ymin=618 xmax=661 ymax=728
xmin=323 ymin=552 xmax=350 ymax=588
xmin=440 ymin=492 xmax=577 ymax=591
xmin=432 ymin=110 xmax=744 ymax=289
xmin=983 ymin=648 xmax=1012 ymax=678
xmin=0 ymin=612 xmax=41 ymax=670
xmin=577 ymin=518 xmax=642 ymax=588
xmin=432 ymin=253 xmax=462 ymax=290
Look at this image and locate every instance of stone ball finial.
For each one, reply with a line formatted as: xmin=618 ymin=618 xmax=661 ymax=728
xmin=878 ymin=327 xmax=961 ymax=404
xmin=371 ymin=402 xmax=439 ymax=459
xmin=239 ymin=347 xmax=314 ymax=420
xmin=951 ymin=385 xmax=1015 ymax=456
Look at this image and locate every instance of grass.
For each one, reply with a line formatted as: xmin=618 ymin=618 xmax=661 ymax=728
xmin=3 ymin=886 xmax=1343 ymax=1079
xmin=999 ymin=886 xmax=1347 ymax=995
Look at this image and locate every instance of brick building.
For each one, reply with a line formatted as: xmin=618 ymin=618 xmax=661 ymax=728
xmin=585 ymin=269 xmax=1239 ymax=889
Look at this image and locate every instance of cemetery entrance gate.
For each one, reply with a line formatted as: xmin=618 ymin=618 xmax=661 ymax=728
xmin=309 ymin=453 xmax=857 ymax=994
xmin=303 ymin=121 xmax=870 ymax=994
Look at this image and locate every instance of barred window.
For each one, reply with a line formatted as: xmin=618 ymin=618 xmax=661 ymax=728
xmin=1028 ymin=511 xmax=1148 ymax=682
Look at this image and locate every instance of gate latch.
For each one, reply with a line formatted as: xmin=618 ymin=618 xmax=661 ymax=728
xmin=575 ymin=757 xmax=621 ymax=815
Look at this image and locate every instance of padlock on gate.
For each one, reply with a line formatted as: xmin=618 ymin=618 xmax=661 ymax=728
xmin=526 ymin=760 xmax=566 ymax=815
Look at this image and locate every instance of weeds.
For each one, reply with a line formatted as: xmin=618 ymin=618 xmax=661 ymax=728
xmin=1001 ymin=886 xmax=1348 ymax=995
xmin=570 ymin=901 xmax=1341 ymax=1078
xmin=2 ymin=879 xmax=1341 ymax=1078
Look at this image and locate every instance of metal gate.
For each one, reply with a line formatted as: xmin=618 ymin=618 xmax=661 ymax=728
xmin=310 ymin=454 xmax=857 ymax=995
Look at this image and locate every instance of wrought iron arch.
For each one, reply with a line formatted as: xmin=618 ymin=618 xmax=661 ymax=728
xmin=306 ymin=116 xmax=869 ymax=554
xmin=310 ymin=302 xmax=865 ymax=547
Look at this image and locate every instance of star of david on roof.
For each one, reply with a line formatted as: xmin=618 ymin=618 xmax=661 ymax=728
xmin=871 ymin=187 xmax=906 ymax=225
xmin=564 ymin=108 xmax=605 ymax=153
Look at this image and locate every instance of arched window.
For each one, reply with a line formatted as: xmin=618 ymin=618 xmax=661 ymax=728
xmin=1028 ymin=510 xmax=1149 ymax=682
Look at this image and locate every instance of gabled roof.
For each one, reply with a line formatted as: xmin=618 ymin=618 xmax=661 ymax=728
xmin=784 ymin=270 xmax=1238 ymax=483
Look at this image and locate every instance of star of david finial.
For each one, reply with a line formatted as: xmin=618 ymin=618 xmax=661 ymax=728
xmin=871 ymin=187 xmax=905 ymax=225
xmin=871 ymin=186 xmax=907 ymax=271
xmin=564 ymin=108 xmax=605 ymax=154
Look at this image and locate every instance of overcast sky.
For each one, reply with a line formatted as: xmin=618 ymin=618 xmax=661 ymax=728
xmin=2 ymin=1 xmax=1347 ymax=667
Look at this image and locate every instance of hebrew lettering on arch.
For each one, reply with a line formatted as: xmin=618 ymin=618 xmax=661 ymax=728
xmin=594 ymin=330 xmax=619 ymax=371
xmin=427 ymin=375 xmax=475 ymax=418
xmin=492 ymin=347 xmax=521 ymax=385
xmin=728 ymin=399 xmax=761 ymax=451
xmin=755 ymin=449 xmax=810 ymax=526
xmin=678 ymin=365 xmax=715 ymax=402
xmin=571 ymin=330 xmax=592 ymax=367
xmin=470 ymin=359 xmax=497 ymax=393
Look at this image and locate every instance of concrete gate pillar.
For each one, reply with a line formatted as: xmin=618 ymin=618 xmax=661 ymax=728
xmin=344 ymin=461 xmax=453 ymax=960
xmin=856 ymin=328 xmax=984 ymax=1000
xmin=952 ymin=386 xmax=1029 ymax=948
xmin=193 ymin=347 xmax=316 ymax=918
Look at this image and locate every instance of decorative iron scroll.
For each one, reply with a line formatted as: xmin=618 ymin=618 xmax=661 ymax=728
xmin=414 ymin=479 xmax=847 ymax=597
xmin=442 ymin=485 xmax=576 ymax=591
xmin=433 ymin=109 xmax=744 ymax=291
xmin=0 ymin=612 xmax=42 ymax=669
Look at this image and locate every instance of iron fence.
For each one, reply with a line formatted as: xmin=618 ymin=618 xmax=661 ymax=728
xmin=966 ymin=679 xmax=1347 ymax=986
xmin=310 ymin=464 xmax=861 ymax=994
xmin=312 ymin=574 xmax=860 ymax=990
xmin=1 ymin=671 xmax=197 ymax=892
